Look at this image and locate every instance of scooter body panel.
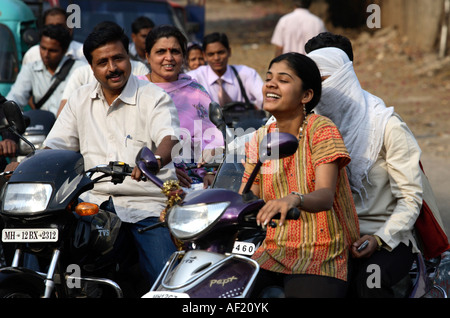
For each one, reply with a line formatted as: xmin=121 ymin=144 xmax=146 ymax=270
xmin=150 ymin=250 xmax=259 ymax=298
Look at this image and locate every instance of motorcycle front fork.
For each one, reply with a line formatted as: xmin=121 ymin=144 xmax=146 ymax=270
xmin=11 ymin=248 xmax=124 ymax=298
xmin=11 ymin=248 xmax=60 ymax=298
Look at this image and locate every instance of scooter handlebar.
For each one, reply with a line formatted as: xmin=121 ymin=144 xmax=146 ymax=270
xmin=272 ymin=207 xmax=300 ymax=221
xmin=268 ymin=208 xmax=300 ymax=228
xmin=242 ymin=207 xmax=300 ymax=229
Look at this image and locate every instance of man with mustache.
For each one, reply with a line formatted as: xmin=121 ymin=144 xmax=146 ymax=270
xmin=6 ymin=24 xmax=85 ymax=115
xmin=42 ymin=23 xmax=181 ymax=291
xmin=57 ymin=21 xmax=149 ymax=117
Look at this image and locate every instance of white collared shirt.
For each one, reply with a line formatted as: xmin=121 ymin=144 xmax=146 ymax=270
xmin=187 ymin=64 xmax=264 ymax=109
xmin=44 ymin=75 xmax=180 ymax=223
xmin=271 ymin=8 xmax=326 ymax=55
xmin=6 ymin=56 xmax=86 ymax=115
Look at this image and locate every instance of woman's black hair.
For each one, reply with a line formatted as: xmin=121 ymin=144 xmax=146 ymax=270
xmin=269 ymin=52 xmax=322 ymax=113
xmin=145 ymin=24 xmax=187 ymax=57
xmin=187 ymin=43 xmax=203 ymax=56
xmin=83 ymin=22 xmax=129 ymax=65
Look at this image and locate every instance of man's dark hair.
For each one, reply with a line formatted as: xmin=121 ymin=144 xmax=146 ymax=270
xmin=293 ymin=0 xmax=312 ymax=8
xmin=131 ymin=16 xmax=155 ymax=34
xmin=40 ymin=24 xmax=71 ymax=52
xmin=41 ymin=7 xmax=68 ymax=27
xmin=145 ymin=24 xmax=187 ymax=56
xmin=83 ymin=22 xmax=129 ymax=64
xmin=202 ymin=32 xmax=230 ymax=51
xmin=305 ymin=32 xmax=354 ymax=62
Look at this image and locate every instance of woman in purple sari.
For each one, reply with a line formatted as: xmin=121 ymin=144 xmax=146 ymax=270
xmin=138 ymin=25 xmax=224 ymax=190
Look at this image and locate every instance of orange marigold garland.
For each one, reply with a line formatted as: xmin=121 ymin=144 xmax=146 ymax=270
xmin=160 ymin=179 xmax=185 ymax=250
xmin=160 ymin=179 xmax=185 ymax=222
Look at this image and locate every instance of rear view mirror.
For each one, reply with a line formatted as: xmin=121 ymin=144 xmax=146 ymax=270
xmin=135 ymin=147 xmax=164 ymax=189
xmin=2 ymin=101 xmax=26 ymax=134
xmin=22 ymin=29 xmax=40 ymax=46
xmin=242 ymin=132 xmax=298 ymax=195
xmin=135 ymin=147 xmax=159 ymax=174
xmin=209 ymin=102 xmax=225 ymax=129
xmin=259 ymin=132 xmax=298 ymax=162
xmin=208 ymin=102 xmax=227 ymax=143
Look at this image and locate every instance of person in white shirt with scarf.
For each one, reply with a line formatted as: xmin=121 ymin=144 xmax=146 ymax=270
xmin=307 ymin=46 xmax=422 ymax=298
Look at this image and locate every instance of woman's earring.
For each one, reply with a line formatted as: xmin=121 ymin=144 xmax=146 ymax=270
xmin=302 ymin=104 xmax=307 ymax=117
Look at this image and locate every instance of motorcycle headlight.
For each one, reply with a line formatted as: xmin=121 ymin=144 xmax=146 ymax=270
xmin=2 ymin=183 xmax=53 ymax=214
xmin=167 ymin=202 xmax=230 ymax=240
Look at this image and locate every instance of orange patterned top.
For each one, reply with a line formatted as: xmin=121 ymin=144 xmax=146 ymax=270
xmin=242 ymin=114 xmax=360 ymax=281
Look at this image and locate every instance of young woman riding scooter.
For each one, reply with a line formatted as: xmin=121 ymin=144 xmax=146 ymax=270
xmin=239 ymin=53 xmax=360 ymax=298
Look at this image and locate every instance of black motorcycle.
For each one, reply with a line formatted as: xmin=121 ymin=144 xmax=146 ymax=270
xmin=0 ymin=101 xmax=145 ymax=298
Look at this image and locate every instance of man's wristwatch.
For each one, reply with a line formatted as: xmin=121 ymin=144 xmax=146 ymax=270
xmin=154 ymin=155 xmax=163 ymax=167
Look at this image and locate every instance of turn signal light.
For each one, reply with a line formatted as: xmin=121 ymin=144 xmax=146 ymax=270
xmin=75 ymin=202 xmax=99 ymax=216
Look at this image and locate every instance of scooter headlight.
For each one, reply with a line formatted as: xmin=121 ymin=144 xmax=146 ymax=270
xmin=167 ymin=202 xmax=230 ymax=240
xmin=2 ymin=183 xmax=53 ymax=214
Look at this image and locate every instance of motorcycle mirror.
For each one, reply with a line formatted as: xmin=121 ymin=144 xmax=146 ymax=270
xmin=259 ymin=132 xmax=298 ymax=162
xmin=2 ymin=101 xmax=27 ymax=134
xmin=136 ymin=147 xmax=159 ymax=173
xmin=242 ymin=132 xmax=298 ymax=195
xmin=22 ymin=29 xmax=40 ymax=46
xmin=135 ymin=147 xmax=164 ymax=189
xmin=208 ymin=102 xmax=227 ymax=141
xmin=208 ymin=102 xmax=225 ymax=127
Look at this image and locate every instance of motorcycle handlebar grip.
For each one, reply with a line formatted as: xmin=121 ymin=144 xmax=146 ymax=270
xmin=286 ymin=207 xmax=300 ymax=220
xmin=272 ymin=208 xmax=300 ymax=220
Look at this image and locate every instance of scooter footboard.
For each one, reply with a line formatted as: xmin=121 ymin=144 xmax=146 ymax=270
xmin=148 ymin=250 xmax=259 ymax=298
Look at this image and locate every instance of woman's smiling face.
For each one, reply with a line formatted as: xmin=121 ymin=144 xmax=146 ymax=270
xmin=263 ymin=60 xmax=308 ymax=116
xmin=146 ymin=36 xmax=184 ymax=82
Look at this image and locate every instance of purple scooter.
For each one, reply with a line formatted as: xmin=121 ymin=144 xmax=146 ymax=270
xmin=135 ymin=131 xmax=299 ymax=298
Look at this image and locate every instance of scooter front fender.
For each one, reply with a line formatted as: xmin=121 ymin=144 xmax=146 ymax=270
xmin=0 ymin=267 xmax=45 ymax=295
xmin=150 ymin=250 xmax=259 ymax=298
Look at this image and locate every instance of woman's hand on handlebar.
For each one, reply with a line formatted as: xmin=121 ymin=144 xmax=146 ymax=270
xmin=257 ymin=195 xmax=298 ymax=227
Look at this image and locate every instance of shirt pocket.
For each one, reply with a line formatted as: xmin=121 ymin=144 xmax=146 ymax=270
xmin=120 ymin=138 xmax=147 ymax=165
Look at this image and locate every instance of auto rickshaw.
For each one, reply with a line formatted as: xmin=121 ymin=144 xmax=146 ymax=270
xmin=0 ymin=0 xmax=38 ymax=97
